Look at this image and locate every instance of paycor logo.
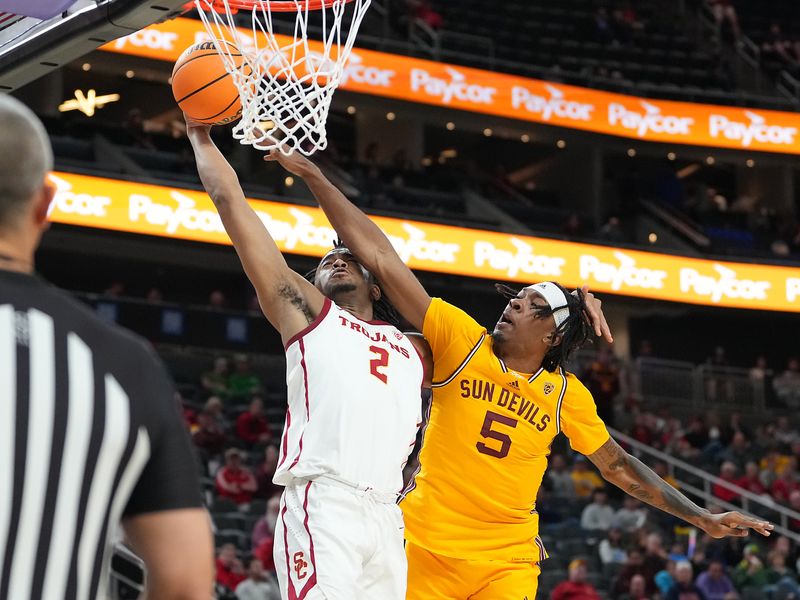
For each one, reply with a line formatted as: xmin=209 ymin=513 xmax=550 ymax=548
xmin=511 ymin=84 xmax=595 ymax=122
xmin=114 ymin=28 xmax=179 ymax=51
xmin=680 ymin=264 xmax=770 ymax=303
xmin=410 ymin=67 xmax=497 ymax=105
xmin=341 ymin=52 xmax=395 ymax=87
xmin=709 ymin=111 xmax=798 ymax=148
xmin=787 ymin=278 xmax=800 ymax=302
xmin=47 ymin=174 xmax=111 ymax=218
xmin=387 ymin=224 xmax=460 ymax=264
xmin=474 ymin=238 xmax=565 ymax=279
xmin=608 ymin=101 xmax=694 ymax=137
xmin=580 ymin=251 xmax=667 ymax=291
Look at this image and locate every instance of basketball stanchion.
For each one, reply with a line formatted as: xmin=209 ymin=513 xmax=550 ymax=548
xmin=194 ymin=0 xmax=371 ymax=155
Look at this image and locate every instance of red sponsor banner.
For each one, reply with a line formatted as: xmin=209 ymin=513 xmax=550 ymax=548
xmin=47 ymin=171 xmax=800 ymax=312
xmin=101 ymin=18 xmax=800 ymax=154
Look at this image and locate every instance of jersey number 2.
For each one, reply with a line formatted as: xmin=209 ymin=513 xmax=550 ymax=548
xmin=476 ymin=410 xmax=518 ymax=459
xmin=369 ymin=346 xmax=389 ymax=384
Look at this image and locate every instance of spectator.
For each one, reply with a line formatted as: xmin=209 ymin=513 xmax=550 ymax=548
xmin=216 ymin=544 xmax=247 ymax=592
xmin=789 ymin=490 xmax=800 ymax=529
xmin=643 ymin=533 xmax=669 ymax=583
xmin=614 ymin=550 xmax=654 ymax=597
xmin=216 ymin=448 xmax=258 ymax=507
xmin=631 ymin=414 xmax=654 ymax=446
xmin=581 ymin=488 xmax=615 ymax=532
xmin=229 ymin=355 xmax=264 ymax=399
xmin=765 ymin=550 xmax=800 ymax=596
xmin=552 ymin=559 xmax=602 ymax=600
xmin=563 ymin=213 xmax=585 ymax=238
xmin=696 ymin=560 xmax=737 ymax=600
xmin=712 ymin=462 xmax=740 ymax=505
xmin=771 ymin=463 xmax=799 ymax=504
xmin=254 ymin=445 xmax=280 ymax=499
xmin=656 ymin=560 xmax=677 ymax=597
xmin=761 ymin=24 xmax=797 ymax=70
xmin=684 ymin=416 xmax=710 ymax=452
xmin=549 ymin=454 xmax=577 ymax=499
xmin=614 ymin=496 xmax=647 ymax=532
xmin=618 ymin=574 xmax=649 ymax=600
xmin=193 ymin=410 xmax=229 ymax=456
xmin=592 ymin=7 xmax=615 ymax=45
xmin=760 ymin=450 xmax=790 ymax=489
xmin=103 ymin=280 xmax=125 ymax=297
xmin=720 ymin=432 xmax=750 ymax=471
xmin=599 ymin=216 xmax=625 ymax=243
xmin=235 ymin=559 xmax=280 ymax=600
xmin=252 ymin=495 xmax=280 ymax=552
xmin=775 ymin=416 xmax=798 ymax=448
xmin=202 ymin=356 xmax=232 ymax=399
xmin=236 ymin=397 xmax=272 ymax=448
xmin=571 ymin=456 xmax=605 ymax=499
xmin=209 ymin=289 xmax=227 ymax=309
xmin=666 ymin=561 xmax=707 ymax=600
xmin=733 ymin=544 xmax=769 ymax=590
xmin=204 ymin=396 xmax=231 ymax=432
xmin=407 ymin=0 xmax=443 ymax=29
xmin=774 ymin=358 xmax=800 ymax=409
xmin=588 ymin=348 xmax=620 ymax=427
xmin=145 ymin=286 xmax=163 ymax=303
xmin=749 ymin=355 xmax=769 ymax=383
xmin=599 ymin=527 xmax=628 ymax=566
xmin=736 ymin=461 xmax=767 ymax=496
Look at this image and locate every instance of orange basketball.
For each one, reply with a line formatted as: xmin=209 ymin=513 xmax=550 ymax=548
xmin=172 ymin=41 xmax=244 ymax=125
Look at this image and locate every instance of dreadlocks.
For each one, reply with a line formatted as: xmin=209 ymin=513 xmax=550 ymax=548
xmin=306 ymin=240 xmax=403 ymax=329
xmin=495 ymin=282 xmax=592 ymax=372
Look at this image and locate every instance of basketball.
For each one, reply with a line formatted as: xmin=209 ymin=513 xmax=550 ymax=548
xmin=172 ymin=41 xmax=244 ymax=125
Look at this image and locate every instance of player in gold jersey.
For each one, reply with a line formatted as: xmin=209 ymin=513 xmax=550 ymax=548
xmin=266 ymin=151 xmax=774 ymax=600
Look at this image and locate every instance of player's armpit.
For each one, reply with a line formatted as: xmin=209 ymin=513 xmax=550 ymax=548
xmin=123 ymin=508 xmax=214 ymax=600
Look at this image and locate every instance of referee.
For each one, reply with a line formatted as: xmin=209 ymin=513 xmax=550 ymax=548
xmin=0 ymin=96 xmax=214 ymax=598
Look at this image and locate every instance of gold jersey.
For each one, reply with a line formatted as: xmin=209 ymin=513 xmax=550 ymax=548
xmin=401 ymin=299 xmax=609 ymax=562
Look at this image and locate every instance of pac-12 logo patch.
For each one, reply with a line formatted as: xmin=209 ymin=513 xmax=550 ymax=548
xmin=543 ymin=382 xmax=555 ymax=395
xmin=293 ymin=551 xmax=308 ymax=579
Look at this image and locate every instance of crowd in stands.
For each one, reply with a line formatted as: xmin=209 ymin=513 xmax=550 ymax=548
xmin=168 ymin=338 xmax=800 ymax=600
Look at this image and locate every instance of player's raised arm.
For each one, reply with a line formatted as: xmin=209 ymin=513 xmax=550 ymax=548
xmin=587 ymin=437 xmax=774 ymax=539
xmin=264 ymin=150 xmax=432 ymax=331
xmin=186 ymin=121 xmax=323 ymax=340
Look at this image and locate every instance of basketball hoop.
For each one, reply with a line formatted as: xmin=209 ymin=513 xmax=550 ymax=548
xmin=196 ymin=0 xmax=371 ymax=155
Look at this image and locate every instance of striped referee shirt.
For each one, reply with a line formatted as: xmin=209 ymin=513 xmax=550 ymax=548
xmin=0 ymin=269 xmax=203 ymax=600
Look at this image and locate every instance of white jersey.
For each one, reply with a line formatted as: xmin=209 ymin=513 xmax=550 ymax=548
xmin=274 ymin=298 xmax=424 ymax=495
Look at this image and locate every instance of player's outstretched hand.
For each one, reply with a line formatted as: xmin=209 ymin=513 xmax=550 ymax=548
xmin=579 ymin=285 xmax=613 ymax=343
xmin=699 ymin=511 xmax=773 ymax=539
xmin=264 ymin=149 xmax=318 ymax=178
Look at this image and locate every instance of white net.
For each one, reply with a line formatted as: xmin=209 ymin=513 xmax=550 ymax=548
xmin=196 ymin=0 xmax=371 ymax=155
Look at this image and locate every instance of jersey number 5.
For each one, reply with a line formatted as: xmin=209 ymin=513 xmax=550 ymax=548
xmin=369 ymin=345 xmax=389 ymax=384
xmin=476 ymin=410 xmax=518 ymax=459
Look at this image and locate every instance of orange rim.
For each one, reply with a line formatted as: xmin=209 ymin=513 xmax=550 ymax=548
xmin=203 ymin=0 xmax=354 ymax=11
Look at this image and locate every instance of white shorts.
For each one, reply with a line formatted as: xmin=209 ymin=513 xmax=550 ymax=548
xmin=273 ymin=476 xmax=406 ymax=600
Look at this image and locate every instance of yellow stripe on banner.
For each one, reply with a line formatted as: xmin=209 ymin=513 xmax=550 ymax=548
xmin=47 ymin=171 xmax=800 ymax=313
xmin=102 ymin=17 xmax=800 ymax=155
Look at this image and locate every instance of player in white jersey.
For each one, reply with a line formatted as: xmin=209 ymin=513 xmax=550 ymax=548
xmin=186 ymin=121 xmax=428 ymax=600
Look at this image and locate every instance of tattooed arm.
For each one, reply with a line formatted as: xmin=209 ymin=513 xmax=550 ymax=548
xmin=587 ymin=437 xmax=773 ymax=538
xmin=186 ymin=119 xmax=324 ymax=343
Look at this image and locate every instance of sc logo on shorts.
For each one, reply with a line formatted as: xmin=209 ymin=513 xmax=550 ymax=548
xmin=293 ymin=552 xmax=309 ymax=580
